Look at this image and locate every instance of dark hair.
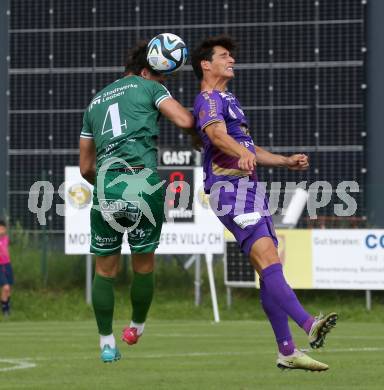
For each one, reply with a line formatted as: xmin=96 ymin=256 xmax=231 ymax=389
xmin=0 ymin=220 xmax=6 ymax=227
xmin=191 ymin=35 xmax=236 ymax=80
xmin=124 ymin=40 xmax=160 ymax=76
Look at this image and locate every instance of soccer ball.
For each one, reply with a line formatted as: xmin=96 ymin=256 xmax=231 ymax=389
xmin=146 ymin=33 xmax=188 ymax=74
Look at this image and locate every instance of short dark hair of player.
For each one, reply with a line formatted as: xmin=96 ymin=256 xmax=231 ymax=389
xmin=191 ymin=35 xmax=237 ymax=80
xmin=124 ymin=40 xmax=161 ymax=76
xmin=0 ymin=220 xmax=6 ymax=227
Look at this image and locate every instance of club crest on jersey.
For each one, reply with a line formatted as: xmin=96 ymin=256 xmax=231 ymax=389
xmin=240 ymin=125 xmax=250 ymax=136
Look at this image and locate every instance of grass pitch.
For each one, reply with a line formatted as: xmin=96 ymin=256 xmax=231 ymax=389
xmin=1 ymin=320 xmax=384 ymax=389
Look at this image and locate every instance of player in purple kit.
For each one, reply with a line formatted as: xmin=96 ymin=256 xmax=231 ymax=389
xmin=191 ymin=36 xmax=338 ymax=371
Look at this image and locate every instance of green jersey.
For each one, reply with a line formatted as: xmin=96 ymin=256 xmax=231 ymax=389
xmin=80 ymin=75 xmax=171 ymax=171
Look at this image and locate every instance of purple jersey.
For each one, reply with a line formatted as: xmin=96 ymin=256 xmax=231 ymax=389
xmin=193 ymin=90 xmax=277 ymax=254
xmin=193 ymin=90 xmax=256 ymax=193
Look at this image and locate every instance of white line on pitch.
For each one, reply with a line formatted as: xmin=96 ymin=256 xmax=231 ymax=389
xmin=9 ymin=346 xmax=384 ymax=364
xmin=325 ymin=347 xmax=384 ymax=353
xmin=0 ymin=359 xmax=36 ymax=372
xmin=13 ymin=351 xmax=258 ymax=362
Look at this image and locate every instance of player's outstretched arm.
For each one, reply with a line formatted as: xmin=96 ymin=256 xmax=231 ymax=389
xmin=286 ymin=153 xmax=309 ymax=170
xmin=159 ymin=98 xmax=203 ymax=150
xmin=254 ymin=145 xmax=287 ymax=167
xmin=255 ymin=145 xmax=309 ymax=170
xmin=159 ymin=98 xmax=194 ymax=132
xmin=205 ymin=121 xmax=256 ymax=174
xmin=79 ymin=137 xmax=96 ymax=185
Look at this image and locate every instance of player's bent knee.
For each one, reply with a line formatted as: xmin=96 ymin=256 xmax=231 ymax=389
xmin=249 ymin=237 xmax=280 ymax=270
xmin=2 ymin=284 xmax=11 ymax=295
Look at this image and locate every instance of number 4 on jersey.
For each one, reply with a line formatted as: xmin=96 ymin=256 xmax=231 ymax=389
xmin=101 ymin=102 xmax=127 ymax=138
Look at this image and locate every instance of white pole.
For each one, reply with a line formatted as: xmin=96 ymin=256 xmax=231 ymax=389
xmin=366 ymin=290 xmax=372 ymax=311
xmin=86 ymin=254 xmax=92 ymax=305
xmin=205 ymin=253 xmax=220 ymax=322
xmin=226 ymin=287 xmax=232 ymax=308
xmin=195 ymin=255 xmax=201 ymax=306
xmin=184 ymin=254 xmax=196 ymax=270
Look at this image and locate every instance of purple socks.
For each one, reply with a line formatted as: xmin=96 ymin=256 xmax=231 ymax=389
xmin=260 ymin=279 xmax=295 ymax=356
xmin=302 ymin=316 xmax=315 ymax=334
xmin=261 ymin=263 xmax=312 ymax=329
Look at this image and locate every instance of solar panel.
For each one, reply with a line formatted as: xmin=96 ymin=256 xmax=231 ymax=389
xmin=8 ymin=0 xmax=366 ymax=231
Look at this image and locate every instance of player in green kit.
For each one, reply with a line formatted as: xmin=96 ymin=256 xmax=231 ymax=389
xmin=79 ymin=41 xmax=196 ymax=362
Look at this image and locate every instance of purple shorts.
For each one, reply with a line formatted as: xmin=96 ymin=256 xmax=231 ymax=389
xmin=209 ymin=178 xmax=278 ymax=255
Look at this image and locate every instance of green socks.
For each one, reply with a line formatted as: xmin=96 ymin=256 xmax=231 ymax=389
xmin=92 ymin=273 xmax=115 ymax=335
xmin=92 ymin=271 xmax=154 ymax=335
xmin=130 ymin=271 xmax=154 ymax=323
